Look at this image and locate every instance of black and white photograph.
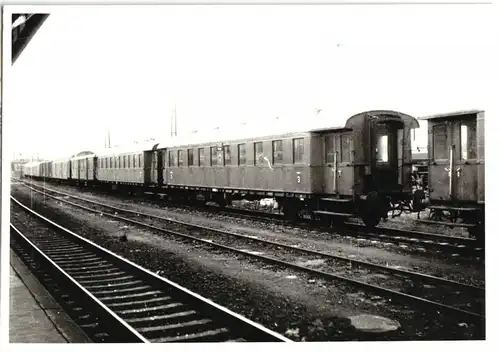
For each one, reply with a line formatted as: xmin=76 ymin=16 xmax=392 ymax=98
xmin=1 ymin=1 xmax=494 ymax=347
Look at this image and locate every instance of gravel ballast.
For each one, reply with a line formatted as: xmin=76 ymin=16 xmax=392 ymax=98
xmin=11 ymin=184 xmax=485 ymax=340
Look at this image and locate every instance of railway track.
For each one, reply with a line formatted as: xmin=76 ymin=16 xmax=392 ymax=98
xmin=17 ymin=182 xmax=486 ymax=324
xmin=20 ymin=179 xmax=482 ymax=255
xmin=10 ymin=198 xmax=291 ymax=343
xmin=214 ymin=206 xmax=482 ymax=254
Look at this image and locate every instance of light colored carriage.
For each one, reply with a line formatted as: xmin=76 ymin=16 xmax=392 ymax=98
xmin=39 ymin=160 xmax=53 ymax=178
xmin=52 ymin=158 xmax=71 ymax=181
xmin=95 ymin=144 xmax=152 ymax=186
xmin=23 ymin=161 xmax=43 ymax=178
xmin=70 ymin=153 xmax=96 ymax=184
xmin=417 ymin=110 xmax=485 ymax=241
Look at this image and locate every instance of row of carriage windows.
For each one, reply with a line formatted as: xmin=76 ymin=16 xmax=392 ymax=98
xmin=96 ymin=135 xmax=353 ymax=169
xmin=433 ymin=122 xmax=477 ymax=160
xmin=167 ymin=138 xmax=306 ymax=167
xmin=98 ymin=154 xmax=143 ymax=169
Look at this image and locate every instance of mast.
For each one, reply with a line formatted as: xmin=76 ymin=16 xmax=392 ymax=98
xmin=171 ymin=103 xmax=178 ymax=137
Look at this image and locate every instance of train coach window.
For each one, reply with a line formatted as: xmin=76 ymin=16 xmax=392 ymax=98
xmin=460 ymin=122 xmax=477 ymax=160
xmin=238 ymin=144 xmax=246 ymax=165
xmin=138 ymin=154 xmax=143 ymax=168
xmin=128 ymin=155 xmax=131 ymax=168
xmin=433 ymin=124 xmax=448 ymax=160
xmin=254 ymin=142 xmax=264 ymax=165
xmin=178 ymin=150 xmax=185 ymax=167
xmin=210 ymin=147 xmax=218 ymax=166
xmin=188 ymin=149 xmax=194 ymax=166
xmin=293 ymin=138 xmax=304 ymax=164
xmin=210 ymin=147 xmax=216 ymax=166
xmin=223 ymin=145 xmax=231 ymax=165
xmin=168 ymin=151 xmax=175 ymax=166
xmin=272 ymin=140 xmax=283 ymax=164
xmin=341 ymin=135 xmax=352 ymax=162
xmin=198 ymin=148 xmax=205 ymax=166
xmin=376 ymin=135 xmax=389 ymax=163
xmin=325 ymin=136 xmax=335 ymax=164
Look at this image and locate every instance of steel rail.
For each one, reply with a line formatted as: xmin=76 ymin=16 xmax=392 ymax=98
xmin=23 ymin=182 xmax=485 ymax=294
xmin=10 ymin=224 xmax=148 ymax=343
xmin=11 ymin=197 xmax=292 ymax=343
xmin=15 ymin=186 xmax=485 ymax=321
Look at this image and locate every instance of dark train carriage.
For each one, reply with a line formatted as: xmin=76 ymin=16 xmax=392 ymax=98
xmin=418 ymin=110 xmax=485 ymax=241
xmin=152 ymin=131 xmax=315 ymax=205
xmin=149 ymin=109 xmax=420 ymax=227
xmin=307 ymin=110 xmax=420 ymax=226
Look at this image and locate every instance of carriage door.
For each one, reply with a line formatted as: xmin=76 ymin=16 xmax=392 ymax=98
xmin=325 ymin=134 xmax=353 ymax=196
xmin=151 ymin=151 xmax=158 ymax=186
xmin=157 ymin=150 xmax=164 ymax=186
xmin=428 ymin=121 xmax=455 ymax=201
xmin=455 ymin=118 xmax=478 ymax=202
xmin=371 ymin=120 xmax=403 ymax=192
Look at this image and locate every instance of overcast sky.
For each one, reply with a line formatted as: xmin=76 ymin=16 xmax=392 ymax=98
xmin=7 ymin=4 xmax=492 ymax=160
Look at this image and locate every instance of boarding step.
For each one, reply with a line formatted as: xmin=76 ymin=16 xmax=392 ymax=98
xmin=428 ymin=205 xmax=480 ymax=212
xmin=319 ymin=198 xmax=352 ymax=203
xmin=417 ymin=219 xmax=477 ymax=228
xmin=313 ymin=210 xmax=354 ymax=218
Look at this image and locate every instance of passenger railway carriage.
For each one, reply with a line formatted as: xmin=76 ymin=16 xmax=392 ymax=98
xmin=23 ymin=109 xmax=424 ymax=228
xmin=417 ymin=110 xmax=485 ymax=242
xmin=11 ymin=160 xmax=29 ymax=178
xmin=96 ymin=145 xmax=148 ymax=186
xmin=141 ymin=110 xmax=420 ymax=227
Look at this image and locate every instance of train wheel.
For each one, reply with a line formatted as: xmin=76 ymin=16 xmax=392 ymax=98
xmin=359 ymin=191 xmax=382 ymax=228
xmin=412 ymin=189 xmax=426 ymax=212
xmin=283 ymin=200 xmax=300 ymax=223
xmin=469 ymin=225 xmax=485 ymax=246
xmin=361 ymin=214 xmax=381 ymax=228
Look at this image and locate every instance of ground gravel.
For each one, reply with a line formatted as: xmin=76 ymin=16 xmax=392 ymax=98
xmin=11 ymin=183 xmax=485 ymax=340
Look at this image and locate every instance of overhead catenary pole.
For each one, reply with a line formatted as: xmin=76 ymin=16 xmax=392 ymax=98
xmin=174 ymin=104 xmax=177 ymax=137
xmin=171 ymin=103 xmax=178 ymax=137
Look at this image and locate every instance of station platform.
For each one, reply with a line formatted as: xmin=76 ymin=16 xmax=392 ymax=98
xmin=10 ymin=251 xmax=91 ymax=343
